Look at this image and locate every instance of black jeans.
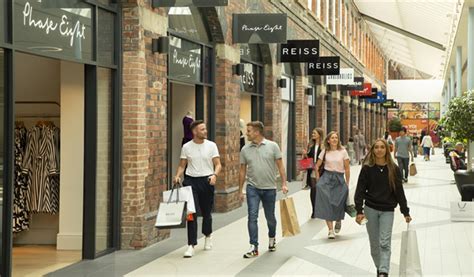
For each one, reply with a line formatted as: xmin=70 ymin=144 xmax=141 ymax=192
xmin=306 ymin=169 xmax=317 ymax=217
xmin=397 ymin=157 xmax=410 ymax=179
xmin=183 ymin=176 xmax=214 ymax=246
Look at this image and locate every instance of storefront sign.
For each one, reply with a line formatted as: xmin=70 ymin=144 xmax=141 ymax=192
xmin=233 ymin=14 xmax=287 ymax=44
xmin=241 ymin=63 xmax=255 ymax=92
xmin=152 ymin=0 xmax=228 ymax=7
xmin=341 ymin=77 xmax=364 ymax=91
xmin=351 ymin=83 xmax=372 ymax=97
xmin=168 ymin=37 xmax=202 ymax=82
xmin=279 ymin=40 xmax=319 ymax=62
xmin=366 ymin=91 xmax=386 ymax=103
xmin=14 ymin=0 xmax=93 ymax=60
xmin=382 ymin=99 xmax=395 ymax=108
xmin=326 ymin=68 xmax=354 ymax=85
xmin=307 ymin=56 xmax=340 ymax=76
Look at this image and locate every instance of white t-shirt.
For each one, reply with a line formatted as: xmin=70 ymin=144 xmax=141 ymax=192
xmin=180 ymin=139 xmax=220 ymax=177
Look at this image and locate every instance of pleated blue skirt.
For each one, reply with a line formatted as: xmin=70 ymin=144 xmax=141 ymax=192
xmin=314 ymin=170 xmax=348 ymax=221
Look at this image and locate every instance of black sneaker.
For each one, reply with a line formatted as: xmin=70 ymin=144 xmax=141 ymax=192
xmin=378 ymin=272 xmax=388 ymax=277
xmin=268 ymin=238 xmax=276 ymax=252
xmin=243 ymin=245 xmax=258 ymax=258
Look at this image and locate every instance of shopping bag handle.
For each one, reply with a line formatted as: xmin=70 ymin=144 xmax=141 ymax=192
xmin=167 ymin=182 xmax=182 ymax=204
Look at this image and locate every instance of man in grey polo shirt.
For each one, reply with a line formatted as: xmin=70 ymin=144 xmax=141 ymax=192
xmin=394 ymin=127 xmax=413 ymax=183
xmin=239 ymin=121 xmax=288 ymax=258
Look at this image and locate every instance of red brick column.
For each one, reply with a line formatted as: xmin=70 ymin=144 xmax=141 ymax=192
xmin=351 ymin=100 xmax=359 ymax=137
xmin=264 ymin=64 xmax=280 ymax=143
xmin=316 ymin=87 xmax=327 ymax=136
xmin=359 ymin=103 xmax=366 ymax=138
xmin=121 ymin=3 xmax=169 ymax=249
xmin=214 ymin=45 xmax=241 ymax=212
xmin=341 ymin=95 xmax=351 ymax=145
xmin=295 ymin=76 xmax=308 ymax=156
xmin=331 ymin=92 xmax=340 ymax=134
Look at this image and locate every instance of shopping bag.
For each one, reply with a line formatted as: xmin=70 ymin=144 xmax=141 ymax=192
xmin=279 ymin=196 xmax=301 ymax=237
xmin=431 ymin=148 xmax=435 ymax=155
xmin=409 ymin=163 xmax=417 ymax=176
xmin=298 ymin=158 xmax=314 ymax=171
xmin=450 ymin=201 xmax=474 ymax=222
xmin=155 ymin=184 xmax=188 ymax=229
xmin=163 ymin=186 xmax=196 ymax=214
xmin=399 ymin=224 xmax=422 ymax=277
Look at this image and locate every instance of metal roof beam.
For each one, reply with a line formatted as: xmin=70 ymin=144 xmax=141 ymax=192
xmin=360 ymin=13 xmax=446 ymax=51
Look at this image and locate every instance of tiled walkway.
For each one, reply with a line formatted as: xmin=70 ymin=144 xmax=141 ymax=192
xmin=50 ymin=153 xmax=473 ymax=276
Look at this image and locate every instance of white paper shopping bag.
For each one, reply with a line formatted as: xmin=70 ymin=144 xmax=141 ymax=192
xmin=399 ymin=224 xmax=422 ymax=277
xmin=163 ymin=185 xmax=195 ymax=214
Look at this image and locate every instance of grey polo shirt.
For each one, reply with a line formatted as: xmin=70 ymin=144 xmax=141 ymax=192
xmin=240 ymin=139 xmax=282 ymax=190
xmin=395 ymin=136 xmax=412 ymax=158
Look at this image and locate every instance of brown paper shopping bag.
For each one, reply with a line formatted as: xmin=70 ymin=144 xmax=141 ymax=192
xmin=409 ymin=163 xmax=417 ymax=176
xmin=279 ymin=196 xmax=301 ymax=237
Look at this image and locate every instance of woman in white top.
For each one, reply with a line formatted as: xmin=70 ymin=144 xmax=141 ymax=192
xmin=314 ymin=131 xmax=351 ymax=239
xmin=420 ymin=134 xmax=434 ymax=161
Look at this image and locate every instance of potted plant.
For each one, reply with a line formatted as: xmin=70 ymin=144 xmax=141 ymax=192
xmin=441 ymin=90 xmax=474 ymax=186
xmin=388 ymin=117 xmax=403 ymax=139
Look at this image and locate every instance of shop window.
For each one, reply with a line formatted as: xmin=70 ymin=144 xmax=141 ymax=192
xmin=0 ymin=49 xmax=4 ymax=270
xmin=0 ymin=0 xmax=4 ymax=42
xmin=169 ymin=36 xmax=202 ymax=83
xmin=96 ymin=68 xmax=113 ymax=253
xmin=97 ymin=0 xmax=112 ymax=5
xmin=98 ymin=9 xmax=115 ymax=66
xmin=168 ymin=6 xmax=210 ymax=42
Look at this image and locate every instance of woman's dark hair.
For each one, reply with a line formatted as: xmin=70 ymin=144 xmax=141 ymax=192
xmin=364 ymin=139 xmax=399 ymax=191
xmin=190 ymin=120 xmax=205 ymax=131
xmin=309 ymin=128 xmax=324 ymax=146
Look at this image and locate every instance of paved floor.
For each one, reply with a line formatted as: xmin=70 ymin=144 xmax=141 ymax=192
xmin=49 ymin=153 xmax=473 ymax=276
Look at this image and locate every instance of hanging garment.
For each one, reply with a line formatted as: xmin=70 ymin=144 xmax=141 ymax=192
xmin=21 ymin=125 xmax=60 ymax=214
xmin=13 ymin=125 xmax=30 ymax=233
xmin=49 ymin=126 xmax=60 ymax=213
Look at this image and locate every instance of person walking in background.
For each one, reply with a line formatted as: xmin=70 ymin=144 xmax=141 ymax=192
xmin=174 ymin=120 xmax=222 ymax=258
xmin=384 ymin=131 xmax=394 ymax=153
xmin=239 ymin=121 xmax=288 ymax=258
xmin=421 ymin=133 xmax=434 ymax=161
xmin=302 ymin=128 xmax=324 ymax=217
xmin=357 ymin=129 xmax=367 ymax=164
xmin=314 ymin=131 xmax=350 ymax=239
xmin=355 ymin=139 xmax=412 ymax=277
xmin=394 ymin=127 xmax=413 ymax=183
xmin=412 ymin=133 xmax=419 ymax=158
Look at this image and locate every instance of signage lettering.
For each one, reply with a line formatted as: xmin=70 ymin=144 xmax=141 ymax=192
xmin=351 ymin=83 xmax=372 ymax=97
xmin=279 ymin=40 xmax=319 ymax=63
xmin=326 ymin=68 xmax=354 ymax=85
xmin=307 ymin=56 xmax=340 ymax=75
xmin=342 ymin=77 xmax=364 ymax=91
xmin=22 ymin=1 xmax=86 ymax=47
xmin=233 ymin=14 xmax=287 ymax=44
xmin=172 ymin=49 xmax=201 ymax=74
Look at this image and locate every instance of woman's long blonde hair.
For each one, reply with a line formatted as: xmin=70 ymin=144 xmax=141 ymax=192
xmin=364 ymin=139 xmax=398 ymax=191
xmin=323 ymin=131 xmax=343 ymax=151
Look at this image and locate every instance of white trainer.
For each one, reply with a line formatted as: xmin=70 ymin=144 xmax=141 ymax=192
xmin=183 ymin=245 xmax=194 ymax=258
xmin=204 ymin=236 xmax=213 ymax=250
xmin=328 ymin=230 xmax=336 ymax=239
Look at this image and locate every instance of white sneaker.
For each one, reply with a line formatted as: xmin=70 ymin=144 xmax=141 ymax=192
xmin=328 ymin=230 xmax=336 ymax=239
xmin=204 ymin=236 xmax=213 ymax=250
xmin=183 ymin=245 xmax=194 ymax=258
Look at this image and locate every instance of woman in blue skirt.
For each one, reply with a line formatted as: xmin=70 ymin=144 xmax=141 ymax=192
xmin=314 ymin=131 xmax=351 ymax=239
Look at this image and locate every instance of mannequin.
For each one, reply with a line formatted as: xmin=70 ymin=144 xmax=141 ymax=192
xmin=182 ymin=111 xmax=194 ymax=146
xmin=239 ymin=119 xmax=245 ymax=150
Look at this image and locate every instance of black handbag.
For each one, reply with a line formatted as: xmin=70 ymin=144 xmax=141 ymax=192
xmin=318 ymin=151 xmax=327 ymax=177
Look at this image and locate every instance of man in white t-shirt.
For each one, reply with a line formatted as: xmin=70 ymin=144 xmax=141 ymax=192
xmin=174 ymin=120 xmax=222 ymax=258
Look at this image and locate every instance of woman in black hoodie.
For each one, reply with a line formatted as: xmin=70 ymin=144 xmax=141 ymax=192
xmin=355 ymin=139 xmax=412 ymax=277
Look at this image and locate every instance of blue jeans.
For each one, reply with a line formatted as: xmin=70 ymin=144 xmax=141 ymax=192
xmin=365 ymin=206 xmax=395 ymax=274
xmin=246 ymin=185 xmax=277 ymax=247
